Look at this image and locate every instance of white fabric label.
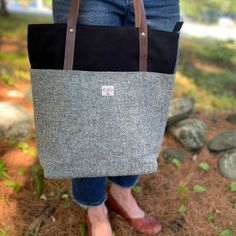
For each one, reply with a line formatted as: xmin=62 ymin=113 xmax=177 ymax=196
xmin=102 ymin=86 xmax=114 ymax=96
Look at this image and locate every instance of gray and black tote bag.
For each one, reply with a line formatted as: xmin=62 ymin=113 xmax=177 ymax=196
xmin=27 ymin=0 xmax=183 ymax=179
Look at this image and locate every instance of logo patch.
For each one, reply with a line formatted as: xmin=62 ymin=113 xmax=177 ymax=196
xmin=102 ymin=86 xmax=114 ymax=96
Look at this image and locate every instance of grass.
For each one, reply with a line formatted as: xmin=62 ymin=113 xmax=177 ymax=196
xmin=178 ymin=36 xmax=236 ymax=113
xmin=0 ymin=13 xmax=52 ymax=84
xmin=0 ymin=13 xmax=235 ymax=113
xmin=0 ymin=13 xmax=52 ymax=37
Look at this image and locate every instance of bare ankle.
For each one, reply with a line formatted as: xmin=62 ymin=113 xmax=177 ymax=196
xmin=87 ymin=203 xmax=112 ymax=236
xmin=110 ymin=183 xmax=132 ymax=199
xmin=88 ymin=203 xmax=109 ymax=221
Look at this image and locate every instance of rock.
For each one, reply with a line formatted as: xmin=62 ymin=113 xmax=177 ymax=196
xmin=23 ymin=88 xmax=33 ymax=103
xmin=219 ymin=149 xmax=236 ymax=180
xmin=227 ymin=114 xmax=236 ymax=125
xmin=163 ymin=148 xmax=187 ymax=163
xmin=208 ymin=130 xmax=236 ymax=152
xmin=168 ymin=118 xmax=208 ymax=151
xmin=0 ymin=102 xmax=33 ymax=141
xmin=167 ymin=96 xmax=195 ymax=127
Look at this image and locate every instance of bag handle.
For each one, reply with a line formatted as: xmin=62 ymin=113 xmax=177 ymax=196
xmin=63 ymin=0 xmax=148 ymax=71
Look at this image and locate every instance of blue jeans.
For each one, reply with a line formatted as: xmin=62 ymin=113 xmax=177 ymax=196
xmin=52 ymin=0 xmax=180 ymax=209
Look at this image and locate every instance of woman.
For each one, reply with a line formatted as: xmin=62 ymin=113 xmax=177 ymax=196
xmin=52 ymin=0 xmax=180 ymax=235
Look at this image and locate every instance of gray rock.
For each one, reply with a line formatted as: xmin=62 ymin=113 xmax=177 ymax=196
xmin=0 ymin=102 xmax=33 ymax=141
xmin=227 ymin=114 xmax=236 ymax=125
xmin=219 ymin=148 xmax=236 ymax=180
xmin=208 ymin=130 xmax=236 ymax=152
xmin=168 ymin=118 xmax=208 ymax=151
xmin=163 ymin=148 xmax=187 ymax=163
xmin=167 ymin=96 xmax=195 ymax=127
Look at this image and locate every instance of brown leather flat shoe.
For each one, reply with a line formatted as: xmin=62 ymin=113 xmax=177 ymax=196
xmin=106 ymin=190 xmax=162 ymax=234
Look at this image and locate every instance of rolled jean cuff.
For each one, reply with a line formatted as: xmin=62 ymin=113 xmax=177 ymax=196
xmin=70 ymin=187 xmax=107 ymax=209
xmin=108 ymin=175 xmax=140 ymax=188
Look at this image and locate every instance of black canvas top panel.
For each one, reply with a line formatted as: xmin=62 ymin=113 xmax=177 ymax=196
xmin=27 ymin=23 xmax=180 ymax=74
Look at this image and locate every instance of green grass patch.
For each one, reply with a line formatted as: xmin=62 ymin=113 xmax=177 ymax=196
xmin=0 ymin=13 xmax=52 ymax=83
xmin=229 ymin=182 xmax=236 ymax=192
xmin=0 ymin=13 xmax=52 ymax=37
xmin=132 ymin=185 xmax=142 ymax=193
xmin=5 ymin=180 xmax=23 ymax=193
xmin=30 ymin=164 xmax=44 ymax=199
xmin=178 ymin=204 xmax=187 ymax=213
xmin=0 ymin=226 xmax=9 ymax=236
xmin=207 ymin=214 xmax=215 ymax=223
xmin=198 ymin=162 xmax=210 ymax=171
xmin=178 ymin=37 xmax=236 ymax=113
xmin=171 ymin=158 xmax=182 ymax=169
xmin=219 ymin=229 xmax=234 ymax=236
xmin=0 ymin=160 xmax=10 ymax=179
xmin=193 ymin=184 xmax=206 ymax=192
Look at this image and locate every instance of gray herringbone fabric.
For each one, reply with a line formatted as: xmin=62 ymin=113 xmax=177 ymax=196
xmin=30 ymin=69 xmax=175 ymax=179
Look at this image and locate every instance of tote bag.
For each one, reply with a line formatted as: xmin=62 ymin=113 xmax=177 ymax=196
xmin=27 ymin=0 xmax=183 ymax=179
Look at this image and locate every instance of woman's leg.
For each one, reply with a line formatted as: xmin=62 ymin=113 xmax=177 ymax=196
xmin=52 ymin=0 xmax=125 ymax=25
xmin=123 ymin=0 xmax=180 ymax=31
xmin=52 ymin=0 xmax=127 ymax=209
xmin=52 ymin=1 xmax=127 ymax=235
xmin=108 ymin=175 xmax=140 ymax=188
xmin=107 ymin=174 xmax=146 ymax=219
xmin=71 ymin=177 xmax=112 ymax=236
xmin=107 ymin=175 xmax=147 ymax=218
xmin=106 ymin=0 xmax=180 ymax=220
xmin=124 ymin=0 xmax=181 ymax=72
xmin=71 ymin=177 xmax=107 ymax=209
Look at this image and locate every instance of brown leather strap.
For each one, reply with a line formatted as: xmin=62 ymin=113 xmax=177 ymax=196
xmin=63 ymin=0 xmax=148 ymax=71
xmin=63 ymin=0 xmax=81 ymax=69
xmin=137 ymin=0 xmax=148 ymax=71
xmin=133 ymin=0 xmax=140 ymax=28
